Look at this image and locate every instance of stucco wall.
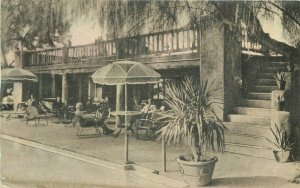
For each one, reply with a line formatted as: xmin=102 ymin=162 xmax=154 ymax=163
xmin=291 ymin=65 xmax=300 ymax=158
xmin=199 ymin=20 xmax=241 ymax=120
xmin=199 ymin=20 xmax=225 ymax=119
xmin=223 ymin=26 xmax=242 ymax=119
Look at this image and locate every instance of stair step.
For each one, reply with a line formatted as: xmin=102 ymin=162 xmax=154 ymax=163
xmin=252 ymin=86 xmax=278 ymax=92
xmin=226 ymin=133 xmax=272 ymax=148
xmin=264 ymin=61 xmax=287 ymax=68
xmin=228 ymin=114 xmax=270 ymax=126
xmin=257 ymin=73 xmax=274 ymax=79
xmin=256 ymin=79 xmax=276 ymax=86
xmin=224 ymin=122 xmax=270 ymax=136
xmin=232 ymin=107 xmax=271 ymax=117
xmin=247 ymin=92 xmax=271 ymax=100
xmin=240 ymin=99 xmax=271 ymax=109
xmin=263 ymin=67 xmax=287 ymax=73
xmin=225 ymin=143 xmax=274 ymax=160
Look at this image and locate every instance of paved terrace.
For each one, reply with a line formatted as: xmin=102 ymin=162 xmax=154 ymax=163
xmin=0 ymin=115 xmax=299 ymax=187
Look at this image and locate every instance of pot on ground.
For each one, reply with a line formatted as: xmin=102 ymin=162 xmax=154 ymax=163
xmin=273 ymin=150 xmax=290 ymax=163
xmin=176 ymin=155 xmax=218 ymax=187
xmin=276 ymin=80 xmax=286 ymax=90
xmin=274 ymin=101 xmax=284 ymax=111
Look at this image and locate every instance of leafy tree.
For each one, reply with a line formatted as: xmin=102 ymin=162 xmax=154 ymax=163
xmin=1 ymin=0 xmax=70 ymax=67
xmin=64 ymin=0 xmax=299 ymax=58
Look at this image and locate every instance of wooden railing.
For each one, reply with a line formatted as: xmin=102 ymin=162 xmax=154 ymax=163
xmin=26 ymin=26 xmax=198 ymax=66
xmin=242 ymin=40 xmax=262 ymax=51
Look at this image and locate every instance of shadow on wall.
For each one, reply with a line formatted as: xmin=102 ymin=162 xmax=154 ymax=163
xmin=211 ymin=176 xmax=294 ymax=187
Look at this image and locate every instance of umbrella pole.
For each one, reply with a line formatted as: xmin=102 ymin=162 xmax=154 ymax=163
xmin=125 ymin=83 xmax=129 ymax=164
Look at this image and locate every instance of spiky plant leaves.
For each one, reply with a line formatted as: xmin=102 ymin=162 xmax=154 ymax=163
xmin=267 ymin=123 xmax=293 ymax=151
xmin=155 ymin=76 xmax=226 ymax=162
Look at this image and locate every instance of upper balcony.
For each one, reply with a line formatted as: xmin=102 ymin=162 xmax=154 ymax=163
xmin=20 ymin=22 xmax=272 ymax=74
xmin=23 ymin=26 xmax=202 ymax=74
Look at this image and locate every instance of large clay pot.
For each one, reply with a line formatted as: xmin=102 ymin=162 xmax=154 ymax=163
xmin=273 ymin=101 xmax=284 ymax=111
xmin=276 ymin=80 xmax=286 ymax=90
xmin=273 ymin=150 xmax=290 ymax=162
xmin=176 ymin=155 xmax=218 ymax=187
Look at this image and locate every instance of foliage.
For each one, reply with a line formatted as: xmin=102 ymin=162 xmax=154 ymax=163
xmin=155 ymin=76 xmax=226 ymax=162
xmin=1 ymin=0 xmax=70 ymax=66
xmin=273 ymin=71 xmax=288 ymax=82
xmin=267 ymin=124 xmax=293 ymax=151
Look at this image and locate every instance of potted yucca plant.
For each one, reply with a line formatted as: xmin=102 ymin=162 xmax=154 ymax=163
xmin=267 ymin=124 xmax=293 ymax=162
xmin=273 ymin=71 xmax=288 ymax=90
xmin=156 ymin=76 xmax=226 ymax=186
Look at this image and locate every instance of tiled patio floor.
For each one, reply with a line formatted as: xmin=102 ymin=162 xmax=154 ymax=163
xmin=1 ymin=115 xmax=299 ymax=187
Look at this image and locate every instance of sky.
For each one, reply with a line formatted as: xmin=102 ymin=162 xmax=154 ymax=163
xmin=69 ymin=12 xmax=286 ymax=46
xmin=69 ymin=18 xmax=102 ymax=46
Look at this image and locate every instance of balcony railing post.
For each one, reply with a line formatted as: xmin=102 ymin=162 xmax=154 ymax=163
xmin=63 ymin=47 xmax=69 ymax=63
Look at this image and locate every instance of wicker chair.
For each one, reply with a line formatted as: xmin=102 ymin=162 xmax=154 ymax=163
xmin=25 ymin=105 xmax=48 ymax=126
xmin=75 ymin=116 xmax=102 ymax=137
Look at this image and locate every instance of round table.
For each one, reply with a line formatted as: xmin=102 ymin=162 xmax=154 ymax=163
xmin=110 ymin=111 xmax=143 ymax=135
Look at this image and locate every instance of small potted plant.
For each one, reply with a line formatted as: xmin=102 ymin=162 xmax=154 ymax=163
xmin=273 ymin=95 xmax=285 ymax=111
xmin=273 ymin=71 xmax=288 ymax=90
xmin=267 ymin=124 xmax=293 ymax=162
xmin=156 ymin=76 xmax=226 ymax=187
xmin=287 ymin=62 xmax=295 ymax=72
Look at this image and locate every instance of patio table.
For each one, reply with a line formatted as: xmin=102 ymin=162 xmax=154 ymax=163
xmin=110 ymin=111 xmax=142 ymax=136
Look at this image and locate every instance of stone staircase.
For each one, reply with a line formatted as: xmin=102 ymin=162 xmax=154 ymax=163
xmin=225 ymin=60 xmax=288 ymax=159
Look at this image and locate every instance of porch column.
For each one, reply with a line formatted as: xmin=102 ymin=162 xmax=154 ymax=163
xmin=39 ymin=74 xmax=43 ymax=99
xmin=88 ymin=76 xmax=95 ymax=101
xmin=51 ymin=74 xmax=56 ymax=98
xmin=116 ymin=84 xmax=124 ymax=128
xmin=78 ymin=74 xmax=82 ymax=102
xmin=13 ymin=51 xmax=24 ymax=110
xmin=13 ymin=82 xmax=23 ymax=110
xmin=62 ymin=73 xmax=68 ymax=106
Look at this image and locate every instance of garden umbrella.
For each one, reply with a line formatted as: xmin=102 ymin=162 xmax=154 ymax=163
xmin=1 ymin=68 xmax=38 ymax=82
xmin=91 ymin=60 xmax=161 ymax=163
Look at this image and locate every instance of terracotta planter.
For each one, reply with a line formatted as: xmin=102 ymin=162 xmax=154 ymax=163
xmin=273 ymin=150 xmax=290 ymax=162
xmin=276 ymin=80 xmax=286 ymax=90
xmin=176 ymin=155 xmax=218 ymax=187
xmin=273 ymin=101 xmax=284 ymax=111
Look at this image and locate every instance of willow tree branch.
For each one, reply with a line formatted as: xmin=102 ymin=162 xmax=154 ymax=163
xmin=267 ymin=1 xmax=300 ymax=27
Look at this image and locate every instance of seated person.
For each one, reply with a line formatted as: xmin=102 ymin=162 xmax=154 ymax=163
xmin=53 ymin=97 xmax=70 ymax=123
xmin=25 ymin=94 xmax=38 ymax=108
xmin=53 ymin=97 xmax=64 ymax=111
xmin=74 ymin=103 xmax=113 ymax=135
xmin=2 ymin=95 xmax=14 ymax=110
xmin=85 ymin=99 xmax=97 ymax=113
xmin=141 ymin=98 xmax=157 ymax=118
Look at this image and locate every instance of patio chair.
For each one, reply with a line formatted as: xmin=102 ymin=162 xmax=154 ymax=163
xmin=55 ymin=105 xmax=74 ymax=124
xmin=75 ymin=116 xmax=102 ymax=137
xmin=134 ymin=111 xmax=161 ymax=139
xmin=134 ymin=106 xmax=165 ymax=139
xmin=25 ymin=105 xmax=48 ymax=126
